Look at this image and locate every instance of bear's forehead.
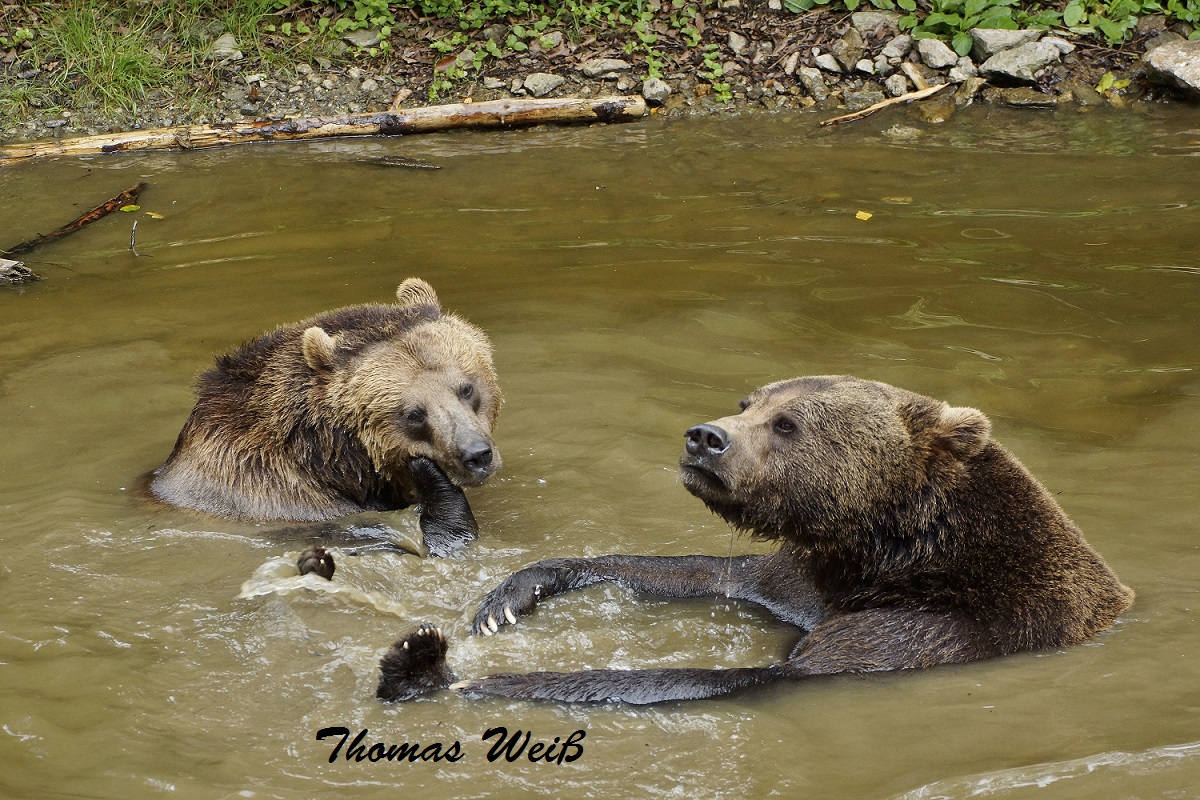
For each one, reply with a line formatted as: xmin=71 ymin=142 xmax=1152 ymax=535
xmin=753 ymin=375 xmax=897 ymax=407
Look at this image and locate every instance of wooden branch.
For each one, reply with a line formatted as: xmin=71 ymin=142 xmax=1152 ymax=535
xmin=820 ymin=83 xmax=950 ymax=127
xmin=3 ymin=182 xmax=146 ymax=256
xmin=0 ymin=96 xmax=647 ymax=165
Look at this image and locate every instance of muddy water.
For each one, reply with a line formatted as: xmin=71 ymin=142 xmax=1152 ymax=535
xmin=1 ymin=105 xmax=1198 ymax=799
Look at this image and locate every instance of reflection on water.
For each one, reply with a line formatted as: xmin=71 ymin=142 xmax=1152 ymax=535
xmin=1 ymin=105 xmax=1198 ymax=799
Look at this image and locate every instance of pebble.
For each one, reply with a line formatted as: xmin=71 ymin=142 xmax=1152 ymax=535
xmin=523 ymin=72 xmax=564 ymax=97
xmin=581 ymin=58 xmax=632 ymax=78
xmin=642 ymin=77 xmax=672 ymax=105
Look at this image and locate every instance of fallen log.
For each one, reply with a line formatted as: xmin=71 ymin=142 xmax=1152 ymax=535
xmin=820 ymin=84 xmax=950 ymax=127
xmin=3 ymin=182 xmax=146 ymax=256
xmin=0 ymin=95 xmax=647 ymax=165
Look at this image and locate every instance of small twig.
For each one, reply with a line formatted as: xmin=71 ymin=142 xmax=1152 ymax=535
xmin=130 ymin=220 xmax=140 ymax=257
xmin=3 ymin=182 xmax=147 ymax=255
xmin=820 ymin=83 xmax=950 ymax=127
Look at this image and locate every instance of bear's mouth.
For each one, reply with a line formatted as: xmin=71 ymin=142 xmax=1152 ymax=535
xmin=678 ymin=459 xmax=729 ymax=498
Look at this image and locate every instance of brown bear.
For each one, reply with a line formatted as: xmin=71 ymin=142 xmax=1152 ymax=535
xmin=375 ymin=375 xmax=1133 ymax=704
xmin=151 ymin=278 xmax=501 ymax=555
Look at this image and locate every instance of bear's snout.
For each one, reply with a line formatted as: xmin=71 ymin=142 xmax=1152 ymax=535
xmin=459 ymin=438 xmax=495 ymax=478
xmin=686 ymin=423 xmax=731 ymax=458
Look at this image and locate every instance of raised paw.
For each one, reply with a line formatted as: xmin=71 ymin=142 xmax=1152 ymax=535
xmin=297 ymin=546 xmax=335 ymax=580
xmin=376 ymin=623 xmax=456 ymax=702
xmin=471 ymin=569 xmax=552 ymax=636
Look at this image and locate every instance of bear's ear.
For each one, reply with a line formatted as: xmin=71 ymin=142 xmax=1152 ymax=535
xmin=933 ymin=404 xmax=991 ymax=461
xmin=395 ymin=278 xmax=441 ymax=312
xmin=301 ymin=326 xmax=339 ymax=372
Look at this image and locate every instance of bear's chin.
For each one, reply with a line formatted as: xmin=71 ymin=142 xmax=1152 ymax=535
xmin=679 ymin=462 xmax=729 ymax=499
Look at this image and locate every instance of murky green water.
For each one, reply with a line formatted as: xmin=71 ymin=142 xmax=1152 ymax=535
xmin=2 ymin=104 xmax=1198 ymax=799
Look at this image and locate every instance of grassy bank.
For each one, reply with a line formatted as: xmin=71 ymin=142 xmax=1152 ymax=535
xmin=1 ymin=0 xmax=1196 ymax=131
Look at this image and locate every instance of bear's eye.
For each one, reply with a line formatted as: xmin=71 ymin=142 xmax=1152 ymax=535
xmin=460 ymin=382 xmax=482 ymax=412
xmin=772 ymin=417 xmax=797 ymax=435
xmin=404 ymin=407 xmax=428 ymax=428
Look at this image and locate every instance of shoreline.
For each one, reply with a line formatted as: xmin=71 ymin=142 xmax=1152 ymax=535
xmin=2 ymin=5 xmax=1198 ymax=146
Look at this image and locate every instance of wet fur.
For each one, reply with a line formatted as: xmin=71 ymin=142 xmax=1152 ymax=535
xmin=151 ymin=278 xmax=501 ymax=526
xmin=377 ymin=375 xmax=1133 ymax=704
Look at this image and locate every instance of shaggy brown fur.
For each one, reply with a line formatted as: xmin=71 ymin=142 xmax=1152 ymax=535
xmin=377 ymin=376 xmax=1133 ymax=704
xmin=151 ymin=278 xmax=501 ymax=525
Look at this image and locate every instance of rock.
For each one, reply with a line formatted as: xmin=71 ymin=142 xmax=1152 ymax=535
xmin=296 ymin=64 xmax=312 ymax=75
xmin=482 ymin=76 xmax=505 ymax=89
xmin=1065 ymin=80 xmax=1106 ymax=106
xmin=207 ymin=32 xmax=242 ymax=63
xmin=360 ymin=78 xmax=378 ymax=93
xmin=884 ymin=124 xmax=923 ymax=141
xmin=1042 ymin=37 xmax=1076 ymax=55
xmin=342 ymin=28 xmax=382 ymax=48
xmin=616 ymin=76 xmax=637 ymax=92
xmin=918 ymin=38 xmax=959 ymax=70
xmin=815 ymin=53 xmax=843 ymax=74
xmin=874 ymin=55 xmax=896 ymax=76
xmin=1 ymin=258 xmax=39 ymax=286
xmin=884 ymin=73 xmax=910 ymax=97
xmin=910 ymin=94 xmax=956 ymax=123
xmin=1143 ymin=40 xmax=1200 ymax=98
xmin=797 ymin=67 xmax=830 ymax=100
xmin=832 ymin=28 xmax=865 ymax=71
xmin=982 ymin=86 xmax=1060 ymax=107
xmin=948 ymin=56 xmax=978 ymax=83
xmin=1145 ymin=31 xmax=1186 ymax=53
xmin=980 ymin=40 xmax=1063 ymax=83
xmin=581 ymin=58 xmax=632 ymax=78
xmin=968 ymin=28 xmax=1042 ymax=61
xmin=523 ymin=72 xmax=564 ymax=97
xmin=954 ymin=76 xmax=987 ymax=105
xmin=642 ymin=77 xmax=671 ymax=105
xmin=729 ymin=31 xmax=751 ymax=56
xmin=1135 ymin=14 xmax=1169 ymax=36
xmin=846 ymin=89 xmax=885 ymax=111
xmin=510 ymin=77 xmax=525 ymax=94
xmin=881 ymin=34 xmax=913 ymax=60
xmin=856 ymin=58 xmax=876 ymax=75
xmin=851 ymin=11 xmax=901 ymax=35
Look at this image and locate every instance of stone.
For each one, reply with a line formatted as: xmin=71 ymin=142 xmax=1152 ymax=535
xmin=832 ymin=28 xmax=865 ymax=72
xmin=296 ymin=64 xmax=312 ymax=75
xmin=918 ymin=38 xmax=959 ymax=70
xmin=1145 ymin=31 xmax=1186 ymax=53
xmin=851 ymin=11 xmax=901 ymax=35
xmin=642 ymin=77 xmax=672 ymax=105
xmin=581 ymin=58 xmax=632 ymax=78
xmin=980 ymin=40 xmax=1064 ymax=83
xmin=207 ymin=32 xmax=241 ymax=63
xmin=815 ymin=53 xmax=843 ymax=74
xmin=360 ymin=78 xmax=378 ymax=93
xmin=342 ymin=28 xmax=382 ymax=49
xmin=874 ymin=55 xmax=896 ymax=76
xmin=1042 ymin=37 xmax=1076 ymax=55
xmin=982 ymin=86 xmax=1060 ymax=107
xmin=881 ymin=34 xmax=913 ymax=60
xmin=523 ymin=73 xmax=564 ymax=97
xmin=856 ymin=59 xmax=876 ymax=75
xmin=954 ymin=76 xmax=987 ymax=105
xmin=1143 ymin=40 xmax=1200 ymax=98
xmin=797 ymin=67 xmax=830 ymax=100
xmin=910 ymin=94 xmax=955 ymax=123
xmin=845 ymin=89 xmax=885 ymax=111
xmin=482 ymin=76 xmax=505 ymax=89
xmin=884 ymin=73 xmax=910 ymax=97
xmin=948 ymin=56 xmax=979 ymax=83
xmin=729 ymin=32 xmax=751 ymax=56
xmin=968 ymin=28 xmax=1042 ymax=61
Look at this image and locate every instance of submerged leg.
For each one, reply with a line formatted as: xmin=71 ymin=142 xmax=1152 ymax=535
xmin=408 ymin=456 xmax=478 ymax=557
xmin=473 ymin=552 xmax=824 ymax=634
xmin=297 ymin=546 xmax=335 ymax=580
xmin=456 ymin=664 xmax=797 ymax=704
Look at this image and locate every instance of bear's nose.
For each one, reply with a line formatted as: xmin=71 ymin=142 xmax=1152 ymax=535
xmin=685 ymin=423 xmax=731 ymax=457
xmin=460 ymin=440 xmax=494 ymax=474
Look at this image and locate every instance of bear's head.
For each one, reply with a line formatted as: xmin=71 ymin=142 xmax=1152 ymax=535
xmin=301 ymin=278 xmax=502 ymax=490
xmin=678 ymin=376 xmax=990 ymax=548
